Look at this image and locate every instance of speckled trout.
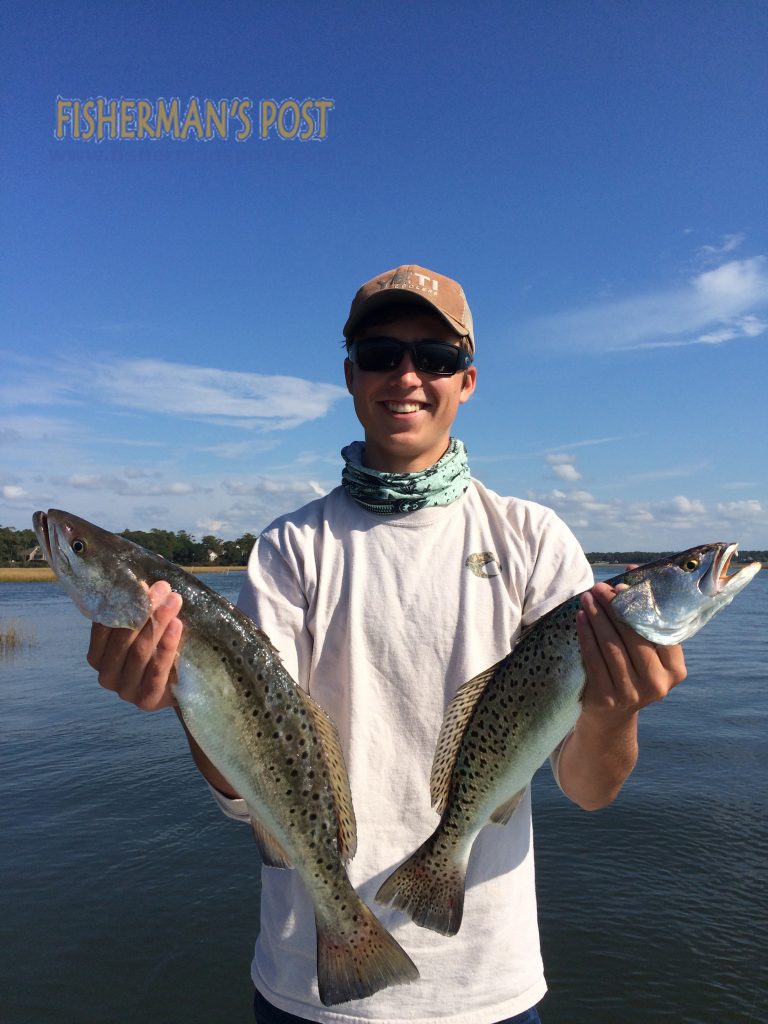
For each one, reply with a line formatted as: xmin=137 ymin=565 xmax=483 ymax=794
xmin=376 ymin=544 xmax=760 ymax=936
xmin=33 ymin=509 xmax=418 ymax=1005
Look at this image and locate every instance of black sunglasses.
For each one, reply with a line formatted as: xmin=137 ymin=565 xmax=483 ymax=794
xmin=348 ymin=337 xmax=473 ymax=376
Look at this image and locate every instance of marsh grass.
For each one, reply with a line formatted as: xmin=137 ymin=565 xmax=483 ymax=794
xmin=0 ymin=566 xmax=244 ymax=583
xmin=0 ymin=567 xmax=55 ymax=582
xmin=0 ymin=619 xmax=32 ymax=654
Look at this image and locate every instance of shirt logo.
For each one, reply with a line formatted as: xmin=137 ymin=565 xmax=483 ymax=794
xmin=465 ymin=552 xmax=502 ymax=578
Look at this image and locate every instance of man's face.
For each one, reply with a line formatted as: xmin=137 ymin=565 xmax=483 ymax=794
xmin=343 ymin=311 xmax=477 ymax=473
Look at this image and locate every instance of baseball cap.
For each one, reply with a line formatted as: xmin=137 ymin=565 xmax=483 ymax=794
xmin=343 ymin=265 xmax=475 ymax=353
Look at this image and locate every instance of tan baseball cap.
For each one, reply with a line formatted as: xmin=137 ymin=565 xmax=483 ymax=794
xmin=343 ymin=264 xmax=475 ymax=352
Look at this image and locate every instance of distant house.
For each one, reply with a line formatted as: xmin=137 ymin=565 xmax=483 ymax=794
xmin=206 ymin=549 xmax=219 ymax=563
xmin=25 ymin=546 xmax=47 ymax=564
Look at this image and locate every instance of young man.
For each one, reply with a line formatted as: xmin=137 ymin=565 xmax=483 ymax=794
xmin=88 ymin=266 xmax=686 ymax=1023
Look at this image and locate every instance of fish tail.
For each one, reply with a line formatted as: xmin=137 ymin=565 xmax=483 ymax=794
xmin=375 ymin=836 xmax=466 ymax=936
xmin=316 ymin=901 xmax=419 ymax=1006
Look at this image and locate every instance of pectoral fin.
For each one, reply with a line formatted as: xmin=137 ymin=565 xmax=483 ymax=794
xmin=489 ymin=788 xmax=526 ymax=825
xmin=250 ymin=814 xmax=292 ymax=868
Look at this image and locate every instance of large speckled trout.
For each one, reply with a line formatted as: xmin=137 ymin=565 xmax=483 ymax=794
xmin=376 ymin=544 xmax=760 ymax=936
xmin=33 ymin=509 xmax=418 ymax=1006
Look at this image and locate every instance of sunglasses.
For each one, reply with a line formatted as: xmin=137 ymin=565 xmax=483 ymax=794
xmin=348 ymin=337 xmax=473 ymax=376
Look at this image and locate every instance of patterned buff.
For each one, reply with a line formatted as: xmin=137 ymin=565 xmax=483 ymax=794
xmin=341 ymin=437 xmax=471 ymax=516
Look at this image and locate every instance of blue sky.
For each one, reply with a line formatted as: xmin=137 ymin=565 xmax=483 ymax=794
xmin=2 ymin=1 xmax=766 ymax=550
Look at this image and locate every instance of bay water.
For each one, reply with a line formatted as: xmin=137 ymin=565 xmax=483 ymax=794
xmin=1 ymin=567 xmax=765 ymax=1023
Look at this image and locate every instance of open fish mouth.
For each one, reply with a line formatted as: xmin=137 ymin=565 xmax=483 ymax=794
xmin=701 ymin=543 xmax=748 ymax=597
xmin=32 ymin=511 xmax=53 ymax=563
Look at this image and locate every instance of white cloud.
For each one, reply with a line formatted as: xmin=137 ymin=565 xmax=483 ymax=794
xmin=552 ymin=463 xmax=582 ymax=481
xmin=527 ymin=256 xmax=768 ymax=352
xmin=545 ymin=453 xmax=583 ymax=481
xmin=716 ymin=499 xmax=763 ymax=519
xmin=696 ymin=233 xmax=745 ymax=264
xmin=2 ymin=356 xmax=349 ymax=432
xmin=55 ymin=473 xmax=199 ymax=497
xmin=197 ymin=517 xmax=229 ymax=533
xmin=87 ymin=359 xmax=349 ymax=429
xmin=223 ymin=477 xmax=330 ymax=498
xmin=531 ymin=486 xmax=768 ymax=549
xmin=2 ymin=484 xmax=28 ymax=500
xmin=658 ymin=495 xmax=707 ymax=517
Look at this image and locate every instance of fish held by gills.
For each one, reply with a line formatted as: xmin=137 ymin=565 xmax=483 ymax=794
xmin=33 ymin=509 xmax=418 ymax=1006
xmin=376 ymin=544 xmax=761 ymax=937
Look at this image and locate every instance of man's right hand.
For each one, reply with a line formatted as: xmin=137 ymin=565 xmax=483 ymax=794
xmin=87 ymin=580 xmax=183 ymax=710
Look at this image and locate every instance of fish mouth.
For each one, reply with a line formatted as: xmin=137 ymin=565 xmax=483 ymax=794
xmin=701 ymin=543 xmax=750 ymax=597
xmin=32 ymin=511 xmax=52 ymax=563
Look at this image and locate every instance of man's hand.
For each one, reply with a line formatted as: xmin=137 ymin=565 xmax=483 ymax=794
xmin=576 ymin=581 xmax=687 ymax=718
xmin=558 ymin=578 xmax=687 ymax=811
xmin=87 ymin=580 xmax=183 ymax=710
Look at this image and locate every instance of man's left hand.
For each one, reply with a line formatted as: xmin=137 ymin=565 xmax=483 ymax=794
xmin=576 ymin=581 xmax=687 ymax=717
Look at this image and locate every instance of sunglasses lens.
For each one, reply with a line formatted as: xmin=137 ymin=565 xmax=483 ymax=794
xmin=414 ymin=342 xmax=462 ymax=375
xmin=353 ymin=339 xmax=466 ymax=375
xmin=355 ymin=339 xmax=403 ymax=372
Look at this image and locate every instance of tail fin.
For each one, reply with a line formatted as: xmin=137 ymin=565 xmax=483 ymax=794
xmin=375 ymin=838 xmax=466 ymax=936
xmin=316 ymin=901 xmax=419 ymax=1006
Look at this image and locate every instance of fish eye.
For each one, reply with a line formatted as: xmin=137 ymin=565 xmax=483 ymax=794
xmin=682 ymin=557 xmax=700 ymax=572
xmin=71 ymin=538 xmax=87 ymax=555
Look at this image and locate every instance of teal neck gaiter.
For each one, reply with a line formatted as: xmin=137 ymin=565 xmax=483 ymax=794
xmin=340 ymin=437 xmax=471 ymax=516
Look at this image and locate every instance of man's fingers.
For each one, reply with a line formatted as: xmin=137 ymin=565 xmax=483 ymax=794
xmin=581 ymin=584 xmax=688 ymax=709
xmin=85 ymin=580 xmax=182 ymax=709
xmin=654 ymin=641 xmax=687 ymax=684
xmin=578 ymin=591 xmax=638 ymax=705
xmin=136 ymin=615 xmax=183 ymax=709
xmin=87 ymin=622 xmax=113 ymax=670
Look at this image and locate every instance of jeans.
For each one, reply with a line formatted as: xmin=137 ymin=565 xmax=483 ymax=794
xmin=253 ymin=987 xmax=542 ymax=1023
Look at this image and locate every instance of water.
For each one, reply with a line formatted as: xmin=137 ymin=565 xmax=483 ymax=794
xmin=1 ymin=569 xmax=766 ymax=1023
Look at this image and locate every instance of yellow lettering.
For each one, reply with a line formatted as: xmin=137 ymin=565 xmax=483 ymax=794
xmin=81 ymin=100 xmax=96 ymax=141
xmin=180 ymin=97 xmax=203 ymax=140
xmin=277 ymin=100 xmax=300 ymax=140
xmin=260 ymin=99 xmax=277 ymax=139
xmin=156 ymin=98 xmax=180 ymax=138
xmin=55 ymin=97 xmax=73 ymax=139
xmin=136 ymin=100 xmax=156 ymax=139
xmin=120 ymin=99 xmax=136 ymax=139
xmin=299 ymin=99 xmax=315 ymax=141
xmin=205 ymin=99 xmax=228 ymax=140
xmin=71 ymin=100 xmax=81 ymax=139
xmin=96 ymin=98 xmax=118 ymax=141
xmin=235 ymin=99 xmax=252 ymax=141
xmin=314 ymin=100 xmax=333 ymax=139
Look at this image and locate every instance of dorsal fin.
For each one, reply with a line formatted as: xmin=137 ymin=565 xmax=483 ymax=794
xmin=489 ymin=788 xmax=526 ymax=825
xmin=249 ymin=814 xmax=293 ymax=868
xmin=430 ymin=660 xmax=504 ymax=815
xmin=299 ymin=688 xmax=357 ymax=863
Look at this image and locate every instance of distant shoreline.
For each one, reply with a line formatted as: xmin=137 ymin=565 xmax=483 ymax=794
xmin=0 ymin=566 xmax=248 ymax=583
xmin=2 ymin=562 xmax=763 ymax=584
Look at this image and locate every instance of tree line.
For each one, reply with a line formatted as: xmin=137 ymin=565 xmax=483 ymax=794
xmin=586 ymin=550 xmax=767 ymax=565
xmin=2 ymin=524 xmax=766 ymax=569
xmin=0 ymin=524 xmax=256 ymax=567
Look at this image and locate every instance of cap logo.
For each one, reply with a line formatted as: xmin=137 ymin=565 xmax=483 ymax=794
xmin=379 ymin=270 xmax=440 ymax=294
xmin=413 ymin=273 xmax=439 ymax=293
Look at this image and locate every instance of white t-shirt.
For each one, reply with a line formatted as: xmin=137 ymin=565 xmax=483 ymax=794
xmin=214 ymin=479 xmax=593 ymax=1023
